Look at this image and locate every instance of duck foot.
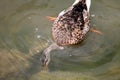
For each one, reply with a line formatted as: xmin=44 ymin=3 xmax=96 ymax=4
xmin=46 ymin=16 xmax=56 ymax=21
xmin=90 ymin=28 xmax=103 ymax=35
xmin=46 ymin=16 xmax=103 ymax=35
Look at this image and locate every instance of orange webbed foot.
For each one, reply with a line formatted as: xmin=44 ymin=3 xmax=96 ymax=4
xmin=90 ymin=28 xmax=103 ymax=35
xmin=46 ymin=16 xmax=57 ymax=21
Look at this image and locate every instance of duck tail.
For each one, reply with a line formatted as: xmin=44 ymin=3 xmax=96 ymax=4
xmin=85 ymin=0 xmax=91 ymax=12
xmin=72 ymin=0 xmax=91 ymax=12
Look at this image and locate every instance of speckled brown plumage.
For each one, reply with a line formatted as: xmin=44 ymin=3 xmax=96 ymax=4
xmin=52 ymin=1 xmax=90 ymax=46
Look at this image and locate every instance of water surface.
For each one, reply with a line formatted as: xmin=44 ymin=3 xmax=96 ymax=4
xmin=0 ymin=0 xmax=120 ymax=80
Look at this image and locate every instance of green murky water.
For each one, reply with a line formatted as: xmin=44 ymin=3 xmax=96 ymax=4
xmin=0 ymin=0 xmax=120 ymax=80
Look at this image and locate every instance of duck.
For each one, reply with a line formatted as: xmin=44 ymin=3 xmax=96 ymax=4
xmin=41 ymin=0 xmax=102 ymax=68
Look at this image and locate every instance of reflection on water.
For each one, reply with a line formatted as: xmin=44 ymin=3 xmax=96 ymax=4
xmin=0 ymin=0 xmax=120 ymax=80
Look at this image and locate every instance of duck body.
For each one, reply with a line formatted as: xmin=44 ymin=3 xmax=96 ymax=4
xmin=41 ymin=0 xmax=92 ymax=68
xmin=52 ymin=0 xmax=90 ymax=46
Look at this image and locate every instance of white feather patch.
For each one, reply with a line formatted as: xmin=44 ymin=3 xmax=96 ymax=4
xmin=58 ymin=10 xmax=65 ymax=16
xmin=72 ymin=0 xmax=80 ymax=6
xmin=86 ymin=0 xmax=91 ymax=12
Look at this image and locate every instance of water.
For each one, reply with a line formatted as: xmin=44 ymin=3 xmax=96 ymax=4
xmin=0 ymin=0 xmax=120 ymax=80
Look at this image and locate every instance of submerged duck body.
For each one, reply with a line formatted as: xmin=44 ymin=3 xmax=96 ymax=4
xmin=41 ymin=0 xmax=92 ymax=68
xmin=52 ymin=0 xmax=90 ymax=46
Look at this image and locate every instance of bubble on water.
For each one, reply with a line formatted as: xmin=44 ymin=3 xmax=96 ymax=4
xmin=69 ymin=54 xmax=72 ymax=57
xmin=35 ymin=28 xmax=39 ymax=31
xmin=28 ymin=17 xmax=32 ymax=20
xmin=47 ymin=40 xmax=52 ymax=44
xmin=36 ymin=50 xmax=40 ymax=53
xmin=37 ymin=35 xmax=41 ymax=39
xmin=91 ymin=14 xmax=95 ymax=17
